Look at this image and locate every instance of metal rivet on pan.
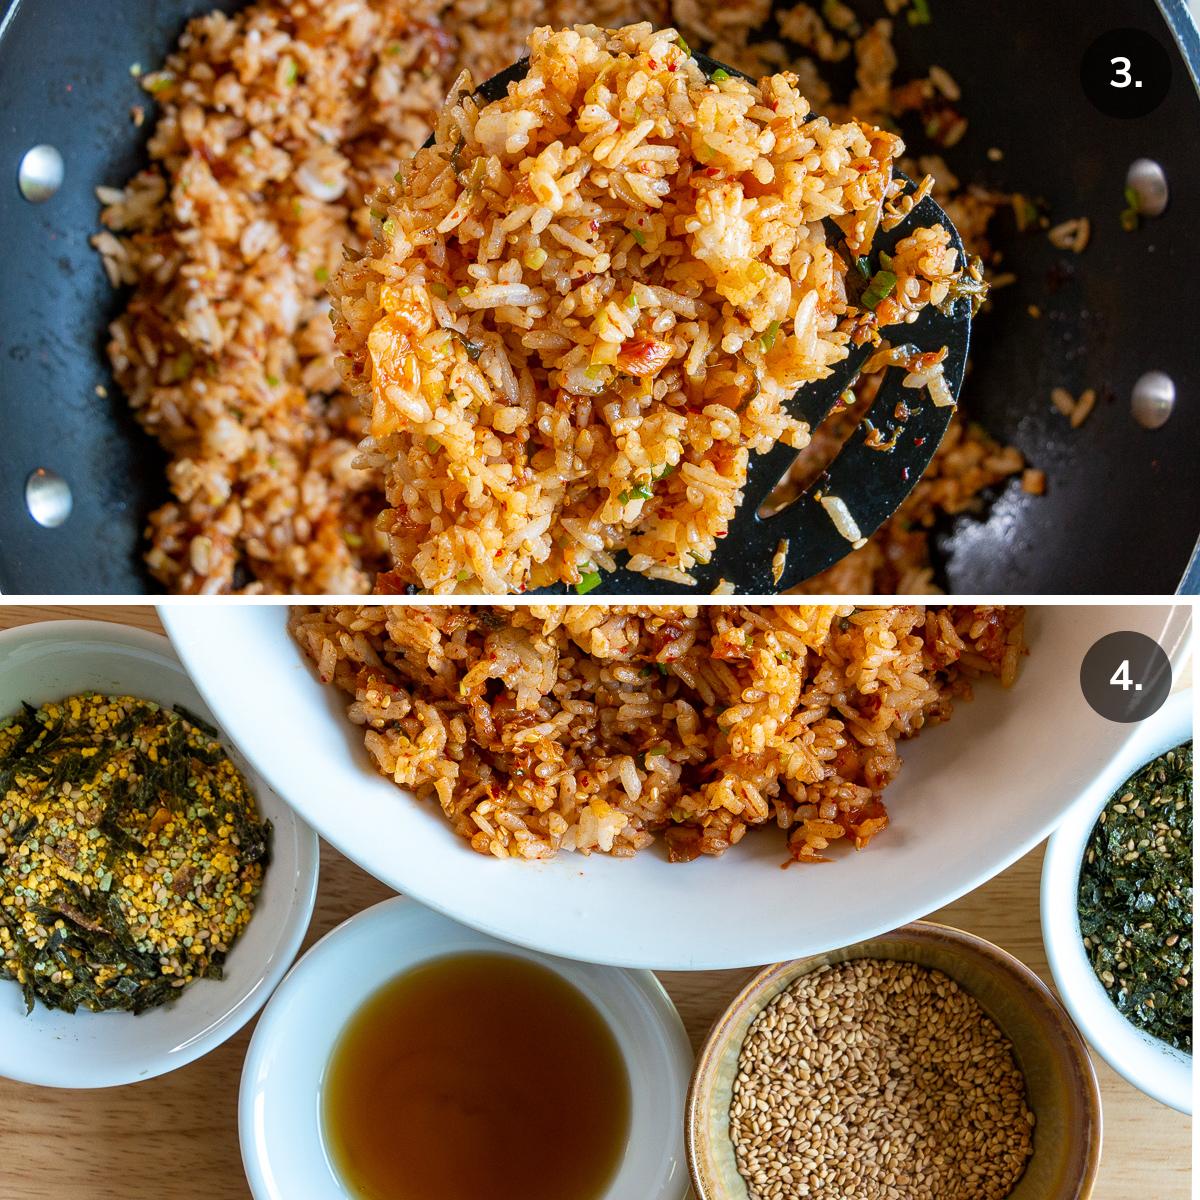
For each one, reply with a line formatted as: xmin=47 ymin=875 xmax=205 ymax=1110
xmin=17 ymin=144 xmax=65 ymax=203
xmin=25 ymin=468 xmax=73 ymax=527
xmin=1130 ymin=371 xmax=1176 ymax=430
xmin=1125 ymin=158 xmax=1169 ymax=218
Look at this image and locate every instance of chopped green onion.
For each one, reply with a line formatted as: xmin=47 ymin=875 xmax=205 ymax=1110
xmin=861 ymin=269 xmax=897 ymax=310
xmin=855 ymin=255 xmax=871 ymax=278
xmin=171 ymin=351 xmax=193 ymax=381
xmin=147 ymin=75 xmax=174 ymax=94
xmin=576 ymin=570 xmax=602 ymax=595
xmin=907 ymin=0 xmax=931 ymax=25
xmin=655 ymin=662 xmax=669 ymax=676
xmin=466 ymin=159 xmax=487 ymax=189
xmin=1120 ymin=185 xmax=1141 ymax=232
xmin=647 ymin=742 xmax=672 ymax=756
xmin=878 ymin=250 xmax=894 ymax=270
xmin=653 ymin=463 xmax=676 ymax=481
xmin=283 ymin=58 xmax=299 ymax=85
xmin=625 ymin=293 xmax=639 ymax=309
xmin=630 ymin=227 xmax=647 ymax=247
xmin=394 ymin=170 xmax=405 ymax=183
xmin=760 ymin=319 xmax=781 ymax=353
xmin=585 ymin=363 xmax=605 ymax=380
xmin=457 ymin=285 xmax=471 ymax=297
xmin=265 ymin=373 xmax=280 ymax=388
xmin=431 ymin=281 xmax=449 ymax=299
xmin=314 ymin=266 xmax=329 ymax=284
xmin=342 ymin=531 xmax=363 ymax=548
xmin=386 ymin=42 xmax=404 ymax=55
xmin=676 ymin=34 xmax=691 ymax=56
xmin=619 ymin=481 xmax=653 ymax=504
xmin=382 ymin=217 xmax=397 ymax=238
xmin=456 ymin=569 xmax=473 ymax=582
xmin=425 ymin=436 xmax=441 ymax=453
xmin=711 ymin=67 xmax=730 ymax=82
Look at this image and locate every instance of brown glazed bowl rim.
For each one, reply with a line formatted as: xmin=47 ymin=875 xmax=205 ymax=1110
xmin=686 ymin=919 xmax=1102 ymax=1200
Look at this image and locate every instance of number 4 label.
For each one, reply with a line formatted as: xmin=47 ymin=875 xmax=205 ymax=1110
xmin=1110 ymin=660 xmax=1142 ymax=692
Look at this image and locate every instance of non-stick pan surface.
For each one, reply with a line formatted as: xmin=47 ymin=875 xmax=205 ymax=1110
xmin=1 ymin=0 xmax=1197 ymax=594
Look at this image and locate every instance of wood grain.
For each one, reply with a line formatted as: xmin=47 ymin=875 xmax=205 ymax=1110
xmin=0 ymin=606 xmax=1189 ymax=1199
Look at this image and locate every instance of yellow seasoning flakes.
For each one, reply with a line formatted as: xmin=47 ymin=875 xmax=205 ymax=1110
xmin=0 ymin=693 xmax=269 ymax=1014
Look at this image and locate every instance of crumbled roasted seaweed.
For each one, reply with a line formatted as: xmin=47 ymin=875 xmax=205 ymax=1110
xmin=1078 ymin=742 xmax=1192 ymax=1052
xmin=0 ymin=696 xmax=270 ymax=1016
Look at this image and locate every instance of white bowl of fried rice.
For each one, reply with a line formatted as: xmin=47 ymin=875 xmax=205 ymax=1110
xmin=162 ymin=603 xmax=1189 ymax=971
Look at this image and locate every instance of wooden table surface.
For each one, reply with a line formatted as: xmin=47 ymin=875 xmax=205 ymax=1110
xmin=0 ymin=605 xmax=1190 ymax=1200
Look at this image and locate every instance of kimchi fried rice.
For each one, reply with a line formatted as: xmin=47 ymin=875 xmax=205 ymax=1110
xmin=94 ymin=0 xmax=1029 ymax=595
xmin=291 ymin=604 xmax=1025 ymax=862
xmin=330 ymin=22 xmax=965 ymax=593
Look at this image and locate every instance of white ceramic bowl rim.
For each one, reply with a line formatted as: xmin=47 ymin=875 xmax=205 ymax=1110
xmin=1041 ymin=687 xmax=1193 ymax=1114
xmin=239 ymin=895 xmax=693 ymax=1200
xmin=163 ymin=605 xmax=1190 ymax=971
xmin=0 ymin=618 xmax=320 ymax=1088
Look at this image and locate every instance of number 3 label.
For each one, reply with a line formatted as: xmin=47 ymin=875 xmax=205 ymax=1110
xmin=1110 ymin=55 xmax=1133 ymax=87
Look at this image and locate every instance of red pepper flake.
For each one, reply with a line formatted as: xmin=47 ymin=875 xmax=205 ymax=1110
xmin=589 ymin=219 xmax=600 ymax=232
xmin=914 ymin=436 xmax=926 ymax=447
xmin=648 ymin=59 xmax=657 ymax=69
xmin=902 ymin=466 xmax=911 ymax=481
xmin=716 ymin=531 xmax=727 ymax=538
xmin=667 ymin=61 xmax=676 ymax=72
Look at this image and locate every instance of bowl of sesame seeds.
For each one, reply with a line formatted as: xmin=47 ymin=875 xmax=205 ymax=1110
xmin=687 ymin=920 xmax=1101 ymax=1200
xmin=0 ymin=619 xmax=319 ymax=1088
xmin=1042 ymin=688 xmax=1193 ymax=1115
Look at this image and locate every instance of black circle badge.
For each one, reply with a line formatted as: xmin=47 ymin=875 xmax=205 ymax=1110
xmin=1081 ymin=28 xmax=1172 ymax=119
xmin=1080 ymin=631 xmax=1172 ymax=723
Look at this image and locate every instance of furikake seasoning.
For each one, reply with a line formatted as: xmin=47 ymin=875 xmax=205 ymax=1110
xmin=1077 ymin=741 xmax=1192 ymax=1053
xmin=0 ymin=694 xmax=270 ymax=1015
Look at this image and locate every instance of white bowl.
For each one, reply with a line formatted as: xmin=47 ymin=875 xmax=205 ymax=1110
xmin=1041 ymin=687 xmax=1193 ymax=1114
xmin=163 ymin=604 xmax=1190 ymax=971
xmin=0 ymin=618 xmax=319 ymax=1088
xmin=239 ymin=895 xmax=692 ymax=1200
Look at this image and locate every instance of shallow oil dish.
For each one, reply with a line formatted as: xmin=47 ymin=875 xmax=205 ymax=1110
xmin=240 ymin=896 xmax=692 ymax=1200
xmin=323 ymin=951 xmax=631 ymax=1200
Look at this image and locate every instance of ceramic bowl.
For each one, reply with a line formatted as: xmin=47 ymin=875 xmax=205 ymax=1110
xmin=688 ymin=921 xmax=1102 ymax=1200
xmin=162 ymin=604 xmax=1189 ymax=970
xmin=239 ymin=895 xmax=693 ymax=1200
xmin=0 ymin=618 xmax=319 ymax=1087
xmin=1041 ymin=688 xmax=1193 ymax=1114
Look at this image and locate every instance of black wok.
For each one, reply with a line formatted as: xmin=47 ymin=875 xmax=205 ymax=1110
xmin=1 ymin=0 xmax=1197 ymax=594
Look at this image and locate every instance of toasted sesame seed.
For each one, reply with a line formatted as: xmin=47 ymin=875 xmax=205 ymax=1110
xmin=730 ymin=959 xmax=1034 ymax=1200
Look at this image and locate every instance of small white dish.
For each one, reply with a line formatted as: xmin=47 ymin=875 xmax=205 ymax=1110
xmin=239 ymin=895 xmax=693 ymax=1200
xmin=165 ymin=604 xmax=1191 ymax=970
xmin=1041 ymin=688 xmax=1193 ymax=1114
xmin=0 ymin=618 xmax=319 ymax=1088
